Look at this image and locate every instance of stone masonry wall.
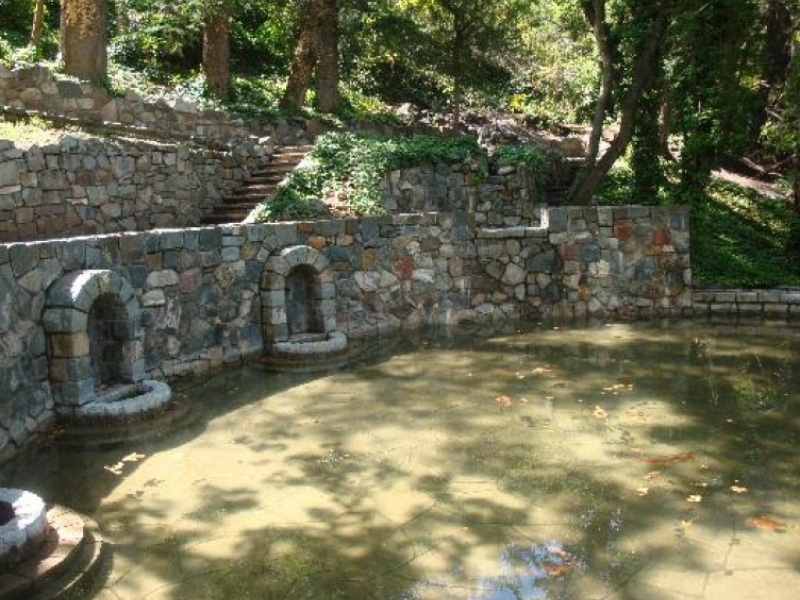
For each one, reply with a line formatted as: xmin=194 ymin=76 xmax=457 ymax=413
xmin=381 ymin=162 xmax=541 ymax=227
xmin=0 ymin=206 xmax=690 ymax=464
xmin=0 ymin=64 xmax=311 ymax=145
xmin=692 ymin=287 xmax=800 ymax=318
xmin=0 ymin=135 xmax=270 ymax=242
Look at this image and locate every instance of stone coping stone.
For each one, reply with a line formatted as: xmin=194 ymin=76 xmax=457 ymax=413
xmin=476 ymin=226 xmax=548 ymax=239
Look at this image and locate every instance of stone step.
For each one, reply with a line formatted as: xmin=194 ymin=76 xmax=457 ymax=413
xmin=0 ymin=505 xmax=107 ymax=600
xmin=201 ymin=143 xmax=312 ymax=226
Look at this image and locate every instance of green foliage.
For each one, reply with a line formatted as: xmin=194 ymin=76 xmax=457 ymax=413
xmin=110 ymin=0 xmax=205 ymax=81
xmin=506 ymin=1 xmax=598 ymax=124
xmin=252 ymin=132 xmax=483 ymax=222
xmin=0 ymin=0 xmax=35 ymax=38
xmin=494 ymin=143 xmax=546 ymax=171
xmin=691 ymin=181 xmax=800 ymax=287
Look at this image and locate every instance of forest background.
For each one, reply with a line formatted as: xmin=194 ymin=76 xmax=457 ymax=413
xmin=1 ymin=0 xmax=800 ymax=286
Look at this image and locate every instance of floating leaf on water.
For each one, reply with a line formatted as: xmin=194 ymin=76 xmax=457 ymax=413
xmin=122 ymin=452 xmax=146 ymax=463
xmin=730 ymin=485 xmax=748 ymax=494
xmin=494 ymin=395 xmax=513 ymax=409
xmin=593 ymin=405 xmax=608 ymax=419
xmin=747 ymin=516 xmax=787 ymax=531
xmin=686 ymin=494 xmax=703 ymax=503
xmin=104 ymin=462 xmax=124 ymax=475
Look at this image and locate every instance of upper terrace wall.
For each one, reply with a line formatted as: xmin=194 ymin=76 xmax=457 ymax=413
xmin=0 ymin=206 xmax=690 ymax=464
xmin=0 ymin=135 xmax=270 ymax=242
xmin=0 ymin=64 xmax=309 ymax=145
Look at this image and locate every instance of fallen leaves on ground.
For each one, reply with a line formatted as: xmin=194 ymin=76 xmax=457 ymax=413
xmin=686 ymin=494 xmax=703 ymax=503
xmin=593 ymin=405 xmax=608 ymax=419
xmin=730 ymin=485 xmax=748 ymax=494
xmin=747 ymin=516 xmax=787 ymax=532
xmin=636 ymin=486 xmax=650 ymax=497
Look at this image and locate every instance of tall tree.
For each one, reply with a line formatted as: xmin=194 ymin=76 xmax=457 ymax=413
xmin=203 ymin=0 xmax=233 ymax=101
xmin=30 ymin=0 xmax=46 ymax=46
xmin=673 ymin=0 xmax=760 ymax=202
xmin=569 ymin=0 xmax=674 ymax=205
xmin=61 ymin=0 xmax=108 ymax=82
xmin=280 ymin=0 xmax=341 ymax=112
xmin=399 ymin=0 xmax=527 ymax=125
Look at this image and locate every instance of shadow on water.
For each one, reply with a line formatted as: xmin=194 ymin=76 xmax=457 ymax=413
xmin=1 ymin=317 xmax=800 ymax=599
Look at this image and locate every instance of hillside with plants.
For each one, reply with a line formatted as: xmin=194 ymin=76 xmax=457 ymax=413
xmin=1 ymin=0 xmax=800 ymax=287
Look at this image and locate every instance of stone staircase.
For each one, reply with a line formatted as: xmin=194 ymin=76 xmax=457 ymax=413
xmin=202 ymin=144 xmax=312 ymax=225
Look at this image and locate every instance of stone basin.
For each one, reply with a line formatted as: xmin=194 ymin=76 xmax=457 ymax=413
xmin=0 ymin=488 xmax=48 ymax=572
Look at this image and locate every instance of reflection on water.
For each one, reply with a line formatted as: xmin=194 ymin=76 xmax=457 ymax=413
xmin=2 ymin=319 xmax=800 ymax=600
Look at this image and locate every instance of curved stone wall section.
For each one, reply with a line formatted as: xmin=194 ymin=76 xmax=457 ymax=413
xmin=0 ymin=207 xmax=691 ymax=465
xmin=0 ymin=135 xmax=269 ymax=242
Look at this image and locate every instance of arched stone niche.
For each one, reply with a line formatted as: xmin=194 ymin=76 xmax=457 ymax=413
xmin=42 ymin=270 xmax=145 ymax=408
xmin=261 ymin=245 xmax=337 ymax=343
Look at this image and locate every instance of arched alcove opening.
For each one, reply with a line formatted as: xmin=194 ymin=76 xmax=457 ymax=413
xmin=285 ymin=264 xmax=324 ymax=337
xmin=87 ymin=292 xmax=132 ymax=388
xmin=43 ymin=269 xmax=145 ymax=408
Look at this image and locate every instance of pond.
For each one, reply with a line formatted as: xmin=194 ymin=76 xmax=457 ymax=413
xmin=2 ymin=319 xmax=800 ymax=600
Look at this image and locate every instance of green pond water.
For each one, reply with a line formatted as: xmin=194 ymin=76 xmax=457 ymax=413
xmin=2 ymin=319 xmax=800 ymax=599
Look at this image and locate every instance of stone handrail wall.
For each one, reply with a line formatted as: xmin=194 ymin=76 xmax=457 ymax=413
xmin=0 ymin=135 xmax=270 ymax=242
xmin=0 ymin=206 xmax=691 ymax=464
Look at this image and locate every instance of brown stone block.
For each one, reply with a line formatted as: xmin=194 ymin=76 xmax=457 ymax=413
xmin=362 ymin=249 xmax=378 ymax=270
xmin=49 ymin=333 xmax=90 ymax=358
xmin=308 ymin=235 xmax=326 ymax=250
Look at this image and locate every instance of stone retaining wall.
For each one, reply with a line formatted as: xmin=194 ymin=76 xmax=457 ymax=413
xmin=0 ymin=64 xmax=310 ymax=145
xmin=382 ymin=163 xmax=541 ymax=226
xmin=692 ymin=287 xmax=800 ymax=318
xmin=0 ymin=135 xmax=270 ymax=242
xmin=0 ymin=205 xmax=690 ymax=464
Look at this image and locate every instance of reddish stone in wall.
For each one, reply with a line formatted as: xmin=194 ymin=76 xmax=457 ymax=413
xmin=395 ymin=255 xmax=415 ymax=280
xmin=652 ymin=226 xmax=671 ymax=248
xmin=614 ymin=220 xmax=634 ymax=241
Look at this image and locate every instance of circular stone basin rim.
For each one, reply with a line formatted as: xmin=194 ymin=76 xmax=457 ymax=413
xmin=0 ymin=488 xmax=48 ymax=568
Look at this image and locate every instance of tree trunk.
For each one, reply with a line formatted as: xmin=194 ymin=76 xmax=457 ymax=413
xmin=281 ymin=0 xmax=341 ymax=112
xmin=580 ymin=0 xmax=614 ymax=166
xmin=203 ymin=13 xmax=231 ymax=101
xmin=30 ymin=0 xmax=46 ymax=46
xmin=61 ymin=0 xmax=108 ymax=83
xmin=450 ymin=18 xmax=467 ymax=128
xmin=315 ymin=0 xmax=340 ymax=112
xmin=569 ymin=0 xmax=672 ymax=205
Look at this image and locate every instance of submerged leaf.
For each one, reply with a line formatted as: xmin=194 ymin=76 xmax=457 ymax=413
xmin=747 ymin=516 xmax=787 ymax=531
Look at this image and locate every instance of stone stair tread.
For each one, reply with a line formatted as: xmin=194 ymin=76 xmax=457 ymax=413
xmin=202 ymin=143 xmax=312 ymax=226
